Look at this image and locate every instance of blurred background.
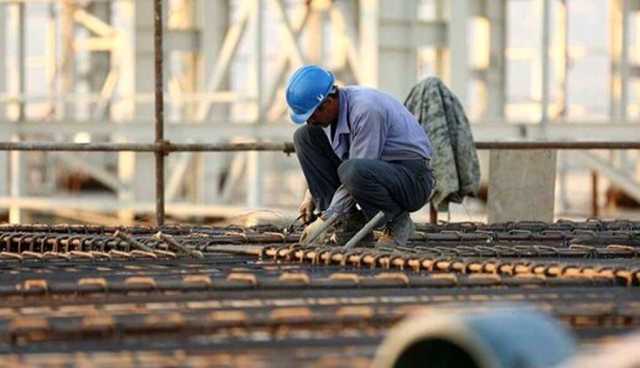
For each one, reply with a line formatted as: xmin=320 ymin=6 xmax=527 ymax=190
xmin=0 ymin=0 xmax=639 ymax=225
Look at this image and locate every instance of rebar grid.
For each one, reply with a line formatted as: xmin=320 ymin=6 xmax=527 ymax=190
xmin=1 ymin=222 xmax=640 ymax=365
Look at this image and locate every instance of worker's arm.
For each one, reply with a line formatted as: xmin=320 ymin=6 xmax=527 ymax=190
xmin=322 ymin=109 xmax=388 ymax=219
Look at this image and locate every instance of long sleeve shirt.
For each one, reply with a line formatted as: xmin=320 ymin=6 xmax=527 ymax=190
xmin=322 ymin=86 xmax=433 ymax=218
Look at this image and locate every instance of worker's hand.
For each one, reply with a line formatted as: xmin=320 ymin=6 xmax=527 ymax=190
xmin=298 ymin=189 xmax=316 ymax=224
xmin=299 ymin=217 xmax=326 ymax=245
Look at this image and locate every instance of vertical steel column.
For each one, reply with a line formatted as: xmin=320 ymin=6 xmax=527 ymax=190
xmin=88 ymin=1 xmax=112 ymax=116
xmin=305 ymin=3 xmax=324 ymax=64
xmin=358 ymin=0 xmax=418 ymax=99
xmin=247 ymin=0 xmax=263 ymax=210
xmin=154 ymin=0 xmax=165 ymax=226
xmin=541 ymin=0 xmax=551 ymax=129
xmin=609 ymin=0 xmax=632 ymax=121
xmin=196 ymin=0 xmax=229 ymax=204
xmin=0 ymin=3 xmax=6 ymax=198
xmin=61 ymin=0 xmax=76 ymax=118
xmin=556 ymin=0 xmax=570 ymax=211
xmin=618 ymin=0 xmax=631 ymax=173
xmin=434 ymin=0 xmax=447 ymax=80
xmin=608 ymin=1 xmax=631 ymax=178
xmin=486 ymin=0 xmax=507 ymax=120
xmin=0 ymin=3 xmax=5 ymax=118
xmin=9 ymin=2 xmax=26 ymax=223
xmin=449 ymin=0 xmax=470 ymax=106
xmin=620 ymin=0 xmax=630 ymax=120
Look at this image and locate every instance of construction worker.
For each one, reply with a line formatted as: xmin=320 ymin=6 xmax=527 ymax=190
xmin=286 ymin=65 xmax=434 ymax=247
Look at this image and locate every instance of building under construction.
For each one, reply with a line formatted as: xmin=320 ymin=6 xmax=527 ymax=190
xmin=1 ymin=0 xmax=640 ymax=367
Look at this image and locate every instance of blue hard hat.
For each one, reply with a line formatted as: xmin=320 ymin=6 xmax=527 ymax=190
xmin=285 ymin=65 xmax=335 ymax=124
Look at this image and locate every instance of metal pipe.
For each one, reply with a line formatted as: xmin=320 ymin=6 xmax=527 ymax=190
xmin=344 ymin=211 xmax=385 ymax=249
xmin=541 ymin=0 xmax=551 ymax=128
xmin=473 ymin=141 xmax=640 ymax=150
xmin=591 ymin=171 xmax=599 ymax=218
xmin=372 ymin=307 xmax=576 ymax=368
xmin=153 ymin=0 xmax=165 ymax=227
xmin=1 ymin=141 xmax=640 ymax=152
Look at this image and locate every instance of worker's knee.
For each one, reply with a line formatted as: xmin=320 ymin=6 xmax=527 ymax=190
xmin=338 ymin=159 xmax=373 ymax=190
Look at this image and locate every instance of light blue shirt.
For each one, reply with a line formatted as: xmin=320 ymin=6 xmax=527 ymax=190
xmin=323 ymin=86 xmax=432 ymax=218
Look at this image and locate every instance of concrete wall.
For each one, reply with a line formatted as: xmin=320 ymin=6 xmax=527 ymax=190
xmin=487 ymin=150 xmax=557 ymax=223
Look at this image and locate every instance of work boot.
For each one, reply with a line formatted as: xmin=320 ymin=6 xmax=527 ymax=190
xmin=329 ymin=209 xmax=375 ymax=246
xmin=375 ymin=212 xmax=415 ymax=248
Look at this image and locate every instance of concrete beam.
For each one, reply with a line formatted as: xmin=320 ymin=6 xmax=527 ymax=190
xmin=487 ymin=150 xmax=557 ymax=222
xmin=2 ymin=121 xmax=640 ymax=142
xmin=8 ymin=3 xmax=27 ymax=223
xmin=134 ymin=0 xmax=156 ymax=120
xmin=87 ymin=1 xmax=111 ymax=101
xmin=579 ymin=152 xmax=640 ymax=203
xmin=166 ymin=29 xmax=200 ymax=52
xmin=449 ymin=0 xmax=470 ymax=106
xmin=359 ymin=0 xmax=418 ymax=99
xmin=0 ymin=3 xmax=5 ymax=119
xmin=485 ymin=0 xmax=507 ymax=119
xmin=248 ymin=0 xmax=264 ymax=209
xmin=195 ymin=0 xmax=230 ymax=204
xmin=0 ymin=4 xmax=6 ymax=198
xmin=415 ymin=21 xmax=448 ymax=47
xmin=610 ymin=0 xmax=630 ymax=120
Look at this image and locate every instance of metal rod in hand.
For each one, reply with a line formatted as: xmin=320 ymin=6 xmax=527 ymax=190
xmin=304 ymin=213 xmax=339 ymax=246
xmin=344 ymin=211 xmax=386 ymax=249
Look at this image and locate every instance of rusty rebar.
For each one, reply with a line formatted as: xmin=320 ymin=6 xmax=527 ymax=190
xmin=153 ymin=0 xmax=165 ymax=227
xmin=0 ymin=141 xmax=639 ymax=153
xmin=113 ymin=230 xmax=155 ymax=253
xmin=0 ymin=141 xmax=296 ymax=153
xmin=153 ymin=231 xmax=203 ymax=258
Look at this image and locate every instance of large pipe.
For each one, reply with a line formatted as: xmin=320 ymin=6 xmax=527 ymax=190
xmin=372 ymin=306 xmax=576 ymax=368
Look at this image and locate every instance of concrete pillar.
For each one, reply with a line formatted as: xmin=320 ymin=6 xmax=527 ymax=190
xmin=608 ymin=0 xmax=632 ymax=184
xmin=8 ymin=3 xmax=28 ymax=223
xmin=487 ymin=150 xmax=557 ymax=223
xmin=609 ymin=0 xmax=630 ymax=120
xmin=194 ymin=0 xmax=229 ymax=204
xmin=434 ymin=0 xmax=448 ymax=80
xmin=115 ymin=0 xmax=161 ymax=222
xmin=134 ymin=0 xmax=156 ymax=120
xmin=485 ymin=0 xmax=507 ymax=120
xmin=88 ymin=1 xmax=112 ymax=116
xmin=247 ymin=0 xmax=264 ymax=209
xmin=61 ymin=0 xmax=76 ymax=119
xmin=449 ymin=0 xmax=470 ymax=106
xmin=305 ymin=4 xmax=324 ymax=64
xmin=541 ymin=0 xmax=551 ymax=127
xmin=0 ymin=4 xmax=7 ymax=198
xmin=359 ymin=0 xmax=418 ymax=100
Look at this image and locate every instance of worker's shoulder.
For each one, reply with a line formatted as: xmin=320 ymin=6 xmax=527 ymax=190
xmin=343 ymin=86 xmax=394 ymax=113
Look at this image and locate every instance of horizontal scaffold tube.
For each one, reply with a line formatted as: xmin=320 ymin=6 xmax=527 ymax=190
xmin=0 ymin=141 xmax=640 ymax=153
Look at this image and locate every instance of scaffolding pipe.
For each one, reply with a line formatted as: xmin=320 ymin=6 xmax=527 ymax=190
xmin=154 ymin=0 xmax=165 ymax=226
xmin=0 ymin=141 xmax=639 ymax=152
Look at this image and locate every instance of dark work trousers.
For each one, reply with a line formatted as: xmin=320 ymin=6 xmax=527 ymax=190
xmin=293 ymin=124 xmax=434 ymax=223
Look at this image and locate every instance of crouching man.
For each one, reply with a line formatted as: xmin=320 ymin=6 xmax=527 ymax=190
xmin=286 ymin=65 xmax=434 ymax=247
